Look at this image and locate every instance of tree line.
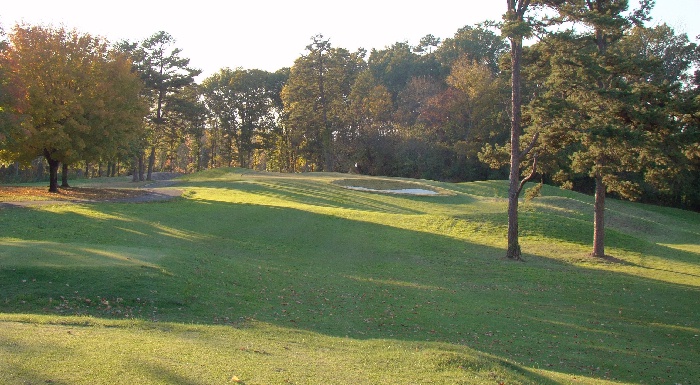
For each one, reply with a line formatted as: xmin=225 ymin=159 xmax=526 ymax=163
xmin=1 ymin=1 xmax=699 ymax=249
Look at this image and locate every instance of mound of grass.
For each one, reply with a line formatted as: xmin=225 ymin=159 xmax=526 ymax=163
xmin=332 ymin=177 xmax=445 ymax=195
xmin=1 ymin=168 xmax=698 ymax=384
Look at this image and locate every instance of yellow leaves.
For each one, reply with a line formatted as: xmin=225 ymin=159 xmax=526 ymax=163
xmin=1 ymin=23 xmax=145 ymax=163
xmin=447 ymin=58 xmax=495 ymax=99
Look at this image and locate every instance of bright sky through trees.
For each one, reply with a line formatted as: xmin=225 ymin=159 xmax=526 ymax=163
xmin=1 ymin=0 xmax=697 ymax=79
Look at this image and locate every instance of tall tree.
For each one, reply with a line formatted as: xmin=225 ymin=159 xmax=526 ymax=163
xmin=310 ymin=35 xmax=334 ymax=171
xmin=502 ymin=0 xmax=541 ymax=260
xmin=0 ymin=22 xmax=17 ymax=159
xmin=168 ymin=84 xmax=208 ymax=172
xmin=530 ymin=1 xmax=670 ymax=257
xmin=575 ymin=0 xmax=650 ymax=258
xmin=201 ymin=69 xmax=238 ymax=166
xmin=71 ymin=50 xmax=147 ymax=184
xmin=443 ymin=58 xmax=511 ymax=179
xmin=0 ymin=24 xmax=146 ymax=192
xmin=345 ymin=70 xmax=393 ymax=173
xmin=202 ymin=68 xmax=284 ymax=169
xmin=281 ymin=35 xmax=364 ymax=171
xmin=130 ymin=31 xmax=200 ymax=180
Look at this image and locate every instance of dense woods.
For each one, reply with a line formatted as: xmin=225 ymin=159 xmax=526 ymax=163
xmin=1 ymin=3 xmax=699 ymax=216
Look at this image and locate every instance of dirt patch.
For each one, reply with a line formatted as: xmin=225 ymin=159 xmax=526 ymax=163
xmin=0 ymin=173 xmax=183 ymax=207
xmin=0 ymin=186 xmax=149 ymax=202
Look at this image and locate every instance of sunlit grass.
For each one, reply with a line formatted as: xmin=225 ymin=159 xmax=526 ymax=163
xmin=3 ymin=314 xmax=629 ymax=385
xmin=1 ymin=168 xmax=699 ymax=384
xmin=0 ymin=239 xmax=166 ymax=269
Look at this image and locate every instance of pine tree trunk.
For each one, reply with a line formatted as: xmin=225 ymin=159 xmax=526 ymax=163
xmin=592 ymin=173 xmax=606 ymax=257
xmin=507 ymin=36 xmax=523 ymax=260
xmin=317 ymin=47 xmax=333 ymax=172
xmin=591 ymin=11 xmax=609 ymax=259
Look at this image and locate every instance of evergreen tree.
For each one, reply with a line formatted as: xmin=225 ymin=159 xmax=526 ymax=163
xmin=281 ymin=35 xmax=364 ymax=171
xmin=128 ymin=31 xmax=200 ymax=180
xmin=528 ymin=1 xmax=685 ymax=257
xmin=502 ymin=0 xmax=542 ymax=260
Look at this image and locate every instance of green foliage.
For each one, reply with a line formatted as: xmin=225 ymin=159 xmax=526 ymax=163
xmin=435 ymin=25 xmax=508 ymax=72
xmin=501 ymin=18 xmax=533 ymax=40
xmin=281 ymin=35 xmax=366 ymax=171
xmin=1 ymin=171 xmax=699 ymax=384
xmin=524 ymin=181 xmax=543 ymax=201
xmin=3 ymin=14 xmax=698 ymax=213
xmin=413 ymin=34 xmax=441 ymax=55
xmin=122 ymin=31 xmax=200 ymax=176
xmin=530 ymin=17 xmax=697 ymax=204
xmin=368 ymin=41 xmax=441 ymax=102
xmin=201 ymin=68 xmax=285 ymax=169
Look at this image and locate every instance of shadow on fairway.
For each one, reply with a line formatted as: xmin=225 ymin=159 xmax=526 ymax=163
xmin=1 ymin=189 xmax=698 ymax=384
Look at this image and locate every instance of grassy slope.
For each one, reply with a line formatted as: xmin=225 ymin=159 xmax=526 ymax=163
xmin=0 ymin=168 xmax=698 ymax=384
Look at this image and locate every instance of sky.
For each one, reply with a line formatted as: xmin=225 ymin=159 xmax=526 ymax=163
xmin=2 ymin=1 xmax=698 ymax=80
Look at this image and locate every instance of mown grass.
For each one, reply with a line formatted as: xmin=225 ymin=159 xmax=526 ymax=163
xmin=1 ymin=168 xmax=698 ymax=384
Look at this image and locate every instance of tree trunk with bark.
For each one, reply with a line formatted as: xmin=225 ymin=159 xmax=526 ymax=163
xmin=592 ymin=172 xmax=606 ymax=257
xmin=507 ymin=34 xmax=524 ymax=260
xmin=43 ymin=150 xmax=60 ymax=193
xmin=61 ymin=163 xmax=70 ymax=188
xmin=504 ymin=0 xmax=539 ymax=260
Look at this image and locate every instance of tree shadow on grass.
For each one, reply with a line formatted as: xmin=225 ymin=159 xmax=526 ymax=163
xmin=1 ymin=197 xmax=698 ymax=384
xmin=179 ymin=176 xmax=479 ymax=216
xmin=458 ymin=198 xmax=700 ymax=280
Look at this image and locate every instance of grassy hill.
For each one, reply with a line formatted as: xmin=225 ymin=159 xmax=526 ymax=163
xmin=1 ymin=168 xmax=698 ymax=384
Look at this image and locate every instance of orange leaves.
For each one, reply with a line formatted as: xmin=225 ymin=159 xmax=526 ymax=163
xmin=0 ymin=23 xmax=145 ymax=166
xmin=0 ymin=186 xmax=148 ymax=202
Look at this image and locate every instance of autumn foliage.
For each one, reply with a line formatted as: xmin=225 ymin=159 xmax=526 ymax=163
xmin=0 ymin=24 xmax=146 ymax=192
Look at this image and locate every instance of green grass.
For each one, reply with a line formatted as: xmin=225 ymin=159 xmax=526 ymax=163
xmin=1 ymin=168 xmax=698 ymax=384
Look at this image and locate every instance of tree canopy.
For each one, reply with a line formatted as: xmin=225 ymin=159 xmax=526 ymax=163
xmin=0 ymin=24 xmax=146 ymax=191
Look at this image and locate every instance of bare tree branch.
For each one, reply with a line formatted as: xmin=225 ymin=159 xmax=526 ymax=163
xmin=520 ymin=130 xmax=540 ymax=158
xmin=517 ymin=152 xmax=538 ymax=195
